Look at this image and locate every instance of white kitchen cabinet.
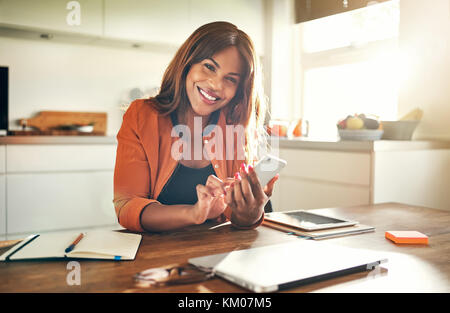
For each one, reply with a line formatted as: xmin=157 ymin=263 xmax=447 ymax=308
xmin=189 ymin=0 xmax=265 ymax=55
xmin=7 ymin=171 xmax=117 ymax=234
xmin=271 ymin=143 xmax=450 ymax=212
xmin=103 ymin=0 xmax=264 ymax=53
xmin=275 ymin=176 xmax=370 ymax=212
xmin=0 ymin=175 xmax=5 ymax=237
xmin=373 ymin=149 xmax=450 ymax=212
xmin=0 ymin=0 xmax=103 ymax=36
xmin=0 ymin=145 xmax=5 ymax=173
xmin=0 ymin=145 xmax=5 ymax=237
xmin=4 ymin=143 xmax=120 ymax=236
xmin=271 ymin=148 xmax=372 ymax=211
xmin=7 ymin=144 xmax=117 ymax=172
xmin=0 ymin=0 xmax=265 ymax=54
xmin=279 ymin=149 xmax=371 ymax=186
xmin=103 ymin=0 xmax=191 ymax=46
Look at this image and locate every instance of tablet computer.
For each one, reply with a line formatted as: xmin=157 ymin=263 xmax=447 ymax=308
xmin=264 ymin=210 xmax=358 ymax=231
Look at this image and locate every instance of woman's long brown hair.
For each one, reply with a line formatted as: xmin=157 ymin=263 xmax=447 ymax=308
xmin=148 ymin=21 xmax=267 ymax=163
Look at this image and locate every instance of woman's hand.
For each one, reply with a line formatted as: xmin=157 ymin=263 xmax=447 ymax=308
xmin=225 ymin=163 xmax=279 ymax=227
xmin=193 ymin=175 xmax=232 ymax=224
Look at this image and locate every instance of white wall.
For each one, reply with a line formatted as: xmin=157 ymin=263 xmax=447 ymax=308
xmin=0 ymin=36 xmax=172 ymax=136
xmin=398 ymin=0 xmax=450 ymax=140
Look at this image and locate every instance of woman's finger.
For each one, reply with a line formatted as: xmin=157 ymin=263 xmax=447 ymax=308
xmin=206 ymin=175 xmax=226 ymax=195
xmin=239 ymin=166 xmax=255 ymax=205
xmin=196 ymin=184 xmax=213 ymax=199
xmin=246 ymin=165 xmax=266 ymax=201
xmin=225 ymin=183 xmax=233 ymax=204
xmin=225 ymin=183 xmax=236 ymax=208
xmin=233 ymin=178 xmax=246 ymax=209
xmin=223 ymin=177 xmax=235 ymax=187
xmin=264 ymin=174 xmax=279 ymax=197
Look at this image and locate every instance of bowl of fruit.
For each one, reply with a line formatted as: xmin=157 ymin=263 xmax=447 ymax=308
xmin=337 ymin=114 xmax=383 ymax=141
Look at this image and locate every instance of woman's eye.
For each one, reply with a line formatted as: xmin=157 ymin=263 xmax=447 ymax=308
xmin=226 ymin=77 xmax=237 ymax=84
xmin=204 ymin=63 xmax=215 ymax=72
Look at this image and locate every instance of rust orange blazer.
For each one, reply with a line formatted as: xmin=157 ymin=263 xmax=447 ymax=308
xmin=113 ymin=99 xmax=264 ymax=232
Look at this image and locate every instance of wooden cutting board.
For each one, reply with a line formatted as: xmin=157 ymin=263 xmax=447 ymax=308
xmin=9 ymin=130 xmax=105 ymax=136
xmin=0 ymin=239 xmax=23 ymax=249
xmin=20 ymin=111 xmax=107 ymax=135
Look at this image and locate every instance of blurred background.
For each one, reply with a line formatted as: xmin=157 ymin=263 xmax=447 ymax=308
xmin=0 ymin=0 xmax=449 ymax=238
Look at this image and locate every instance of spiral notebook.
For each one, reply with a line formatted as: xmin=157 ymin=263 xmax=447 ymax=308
xmin=0 ymin=230 xmax=142 ymax=261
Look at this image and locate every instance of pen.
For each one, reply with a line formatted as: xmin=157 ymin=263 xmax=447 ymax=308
xmin=65 ymin=233 xmax=84 ymax=253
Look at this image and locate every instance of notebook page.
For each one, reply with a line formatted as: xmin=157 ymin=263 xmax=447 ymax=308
xmin=9 ymin=232 xmax=80 ymax=260
xmin=68 ymin=231 xmax=141 ymax=259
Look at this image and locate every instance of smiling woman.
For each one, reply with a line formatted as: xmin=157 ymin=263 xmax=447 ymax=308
xmin=113 ymin=22 xmax=277 ymax=233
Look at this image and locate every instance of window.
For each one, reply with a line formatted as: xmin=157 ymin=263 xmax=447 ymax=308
xmin=297 ymin=0 xmax=400 ymax=138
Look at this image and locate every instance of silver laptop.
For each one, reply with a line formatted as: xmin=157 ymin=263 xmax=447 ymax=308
xmin=189 ymin=240 xmax=387 ymax=292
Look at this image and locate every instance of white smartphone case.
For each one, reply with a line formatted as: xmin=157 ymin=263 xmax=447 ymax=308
xmin=253 ymin=154 xmax=287 ymax=187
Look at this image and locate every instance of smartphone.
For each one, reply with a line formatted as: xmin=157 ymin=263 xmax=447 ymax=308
xmin=253 ymin=154 xmax=287 ymax=187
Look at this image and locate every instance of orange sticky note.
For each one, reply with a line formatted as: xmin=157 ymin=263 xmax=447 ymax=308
xmin=385 ymin=231 xmax=429 ymax=245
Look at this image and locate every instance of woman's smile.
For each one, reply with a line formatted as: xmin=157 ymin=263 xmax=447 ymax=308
xmin=197 ymin=86 xmax=221 ymax=104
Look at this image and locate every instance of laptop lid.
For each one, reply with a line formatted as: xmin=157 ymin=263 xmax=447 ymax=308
xmin=189 ymin=240 xmax=387 ymax=292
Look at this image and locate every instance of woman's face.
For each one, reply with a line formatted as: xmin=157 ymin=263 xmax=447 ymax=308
xmin=185 ymin=46 xmax=243 ymax=117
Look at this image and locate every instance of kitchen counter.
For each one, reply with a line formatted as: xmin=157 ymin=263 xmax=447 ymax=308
xmin=277 ymin=137 xmax=450 ymax=152
xmin=0 ymin=135 xmax=117 ymax=145
xmin=1 ymin=135 xmax=449 ymax=151
xmin=272 ymin=137 xmax=450 ymax=213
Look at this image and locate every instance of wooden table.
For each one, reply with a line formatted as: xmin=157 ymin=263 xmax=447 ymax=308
xmin=1 ymin=202 xmax=449 ymax=293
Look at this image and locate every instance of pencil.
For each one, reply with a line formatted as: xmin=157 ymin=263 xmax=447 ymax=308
xmin=64 ymin=233 xmax=84 ymax=253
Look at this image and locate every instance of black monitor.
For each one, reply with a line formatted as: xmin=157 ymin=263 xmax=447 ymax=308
xmin=0 ymin=66 xmax=8 ymax=135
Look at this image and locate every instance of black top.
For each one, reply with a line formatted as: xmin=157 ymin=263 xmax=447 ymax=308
xmin=157 ymin=162 xmax=215 ymax=205
xmin=157 ymin=109 xmax=218 ymax=205
xmin=156 ymin=161 xmax=273 ymax=213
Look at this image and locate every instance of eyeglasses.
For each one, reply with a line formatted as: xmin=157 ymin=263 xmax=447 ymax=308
xmin=133 ymin=264 xmax=214 ymax=288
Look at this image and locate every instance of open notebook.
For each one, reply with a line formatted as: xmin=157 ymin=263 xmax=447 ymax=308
xmin=0 ymin=230 xmax=142 ymax=261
